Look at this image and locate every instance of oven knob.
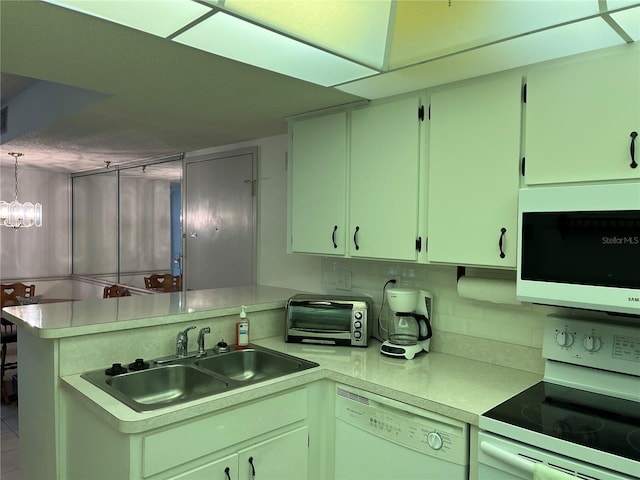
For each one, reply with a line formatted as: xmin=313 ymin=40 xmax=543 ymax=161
xmin=556 ymin=330 xmax=575 ymax=347
xmin=354 ymin=311 xmax=363 ymax=320
xmin=354 ymin=321 xmax=362 ymax=329
xmin=427 ymin=432 xmax=443 ymax=450
xmin=583 ymin=335 xmax=602 ymax=353
xmin=354 ymin=331 xmax=362 ymax=339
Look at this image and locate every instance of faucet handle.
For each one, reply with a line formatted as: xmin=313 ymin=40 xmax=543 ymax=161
xmin=176 ymin=326 xmax=197 ymax=357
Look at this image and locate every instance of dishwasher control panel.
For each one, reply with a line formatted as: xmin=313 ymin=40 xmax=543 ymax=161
xmin=335 ymin=384 xmax=469 ymax=465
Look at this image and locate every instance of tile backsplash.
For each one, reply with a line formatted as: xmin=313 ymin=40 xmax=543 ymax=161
xmin=321 ymin=258 xmax=567 ymax=374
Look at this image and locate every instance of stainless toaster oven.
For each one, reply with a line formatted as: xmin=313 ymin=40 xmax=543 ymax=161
xmin=285 ymin=294 xmax=372 ymax=347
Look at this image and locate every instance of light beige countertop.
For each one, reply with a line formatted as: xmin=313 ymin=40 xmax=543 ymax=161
xmin=61 ymin=337 xmax=541 ymax=434
xmin=2 ymin=285 xmax=303 ymax=338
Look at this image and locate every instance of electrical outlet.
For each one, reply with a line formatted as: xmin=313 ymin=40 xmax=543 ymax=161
xmin=336 ymin=270 xmax=352 ymax=291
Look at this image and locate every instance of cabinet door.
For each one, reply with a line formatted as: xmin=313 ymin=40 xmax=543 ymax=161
xmin=237 ymin=426 xmax=309 ymax=480
xmin=428 ymin=74 xmax=522 ymax=267
xmin=350 ymin=96 xmax=423 ymax=261
xmin=169 ymin=453 xmax=237 ymax=479
xmin=290 ymin=112 xmax=348 ymax=255
xmin=525 ymin=45 xmax=640 ymax=184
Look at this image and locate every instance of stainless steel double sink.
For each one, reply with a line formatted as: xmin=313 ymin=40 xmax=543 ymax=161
xmin=81 ymin=345 xmax=318 ymax=412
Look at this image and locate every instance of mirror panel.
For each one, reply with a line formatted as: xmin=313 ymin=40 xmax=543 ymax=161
xmin=72 ymin=171 xmax=118 ymax=280
xmin=72 ymin=159 xmax=182 ymax=292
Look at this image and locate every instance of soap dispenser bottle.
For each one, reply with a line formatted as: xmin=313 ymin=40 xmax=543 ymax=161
xmin=236 ymin=305 xmax=250 ymax=349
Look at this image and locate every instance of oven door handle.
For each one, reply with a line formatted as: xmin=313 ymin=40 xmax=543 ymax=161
xmin=480 ymin=441 xmax=535 ymax=474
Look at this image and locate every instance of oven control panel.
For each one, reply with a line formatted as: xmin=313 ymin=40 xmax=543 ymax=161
xmin=543 ymin=315 xmax=640 ymax=376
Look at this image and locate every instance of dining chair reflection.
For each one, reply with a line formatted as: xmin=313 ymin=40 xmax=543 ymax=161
xmin=144 ymin=274 xmax=181 ymax=292
xmin=103 ymin=284 xmax=132 ymax=298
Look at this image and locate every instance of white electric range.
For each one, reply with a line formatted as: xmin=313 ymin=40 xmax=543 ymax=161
xmin=479 ymin=314 xmax=640 ymax=480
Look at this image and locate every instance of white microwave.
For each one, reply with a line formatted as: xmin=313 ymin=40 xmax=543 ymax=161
xmin=517 ymin=182 xmax=640 ymax=315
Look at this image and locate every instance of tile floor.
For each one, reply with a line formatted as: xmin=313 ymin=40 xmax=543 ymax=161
xmin=1 ymin=343 xmax=19 ymax=480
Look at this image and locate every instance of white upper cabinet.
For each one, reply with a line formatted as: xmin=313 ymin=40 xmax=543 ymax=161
xmin=524 ymin=44 xmax=640 ymax=184
xmin=289 ymin=111 xmax=348 ymax=255
xmin=427 ymin=74 xmax=523 ymax=268
xmin=349 ymin=95 xmax=424 ymax=261
xmin=289 ymin=95 xmax=425 ymax=261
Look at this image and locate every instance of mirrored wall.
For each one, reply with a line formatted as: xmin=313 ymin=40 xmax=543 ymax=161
xmin=72 ymin=157 xmax=183 ymax=291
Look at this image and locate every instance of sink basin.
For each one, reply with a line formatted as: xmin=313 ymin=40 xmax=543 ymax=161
xmin=197 ymin=348 xmax=318 ymax=383
xmin=81 ymin=346 xmax=318 ymax=412
xmin=82 ymin=364 xmax=229 ymax=412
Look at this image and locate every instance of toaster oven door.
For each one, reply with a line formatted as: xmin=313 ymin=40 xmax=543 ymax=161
xmin=287 ymin=302 xmax=353 ymax=341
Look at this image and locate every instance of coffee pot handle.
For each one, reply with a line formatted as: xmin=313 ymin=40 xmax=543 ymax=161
xmin=417 ymin=316 xmax=432 ymax=341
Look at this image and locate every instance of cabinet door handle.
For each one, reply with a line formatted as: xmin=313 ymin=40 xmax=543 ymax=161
xmin=631 ymin=131 xmax=638 ymax=169
xmin=248 ymin=456 xmax=256 ymax=479
xmin=224 ymin=466 xmax=232 ymax=480
xmin=498 ymin=227 xmax=507 ymax=259
xmin=332 ymin=225 xmax=338 ymax=249
xmin=353 ymin=226 xmax=360 ymax=251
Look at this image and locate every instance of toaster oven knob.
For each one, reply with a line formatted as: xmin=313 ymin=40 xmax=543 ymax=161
xmin=354 ymin=311 xmax=363 ymax=320
xmin=354 ymin=331 xmax=362 ymax=339
xmin=354 ymin=320 xmax=362 ymax=329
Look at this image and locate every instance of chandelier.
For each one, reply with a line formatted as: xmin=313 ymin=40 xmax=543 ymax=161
xmin=0 ymin=152 xmax=43 ymax=229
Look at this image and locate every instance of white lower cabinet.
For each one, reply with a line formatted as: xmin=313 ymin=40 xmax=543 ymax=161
xmin=170 ymin=427 xmax=309 ymax=480
xmin=237 ymin=427 xmax=309 ymax=480
xmin=169 ymin=453 xmax=237 ymax=480
xmin=64 ymin=387 xmax=313 ymax=480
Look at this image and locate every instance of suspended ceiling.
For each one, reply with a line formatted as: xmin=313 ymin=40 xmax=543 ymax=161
xmin=0 ymin=0 xmax=638 ymax=173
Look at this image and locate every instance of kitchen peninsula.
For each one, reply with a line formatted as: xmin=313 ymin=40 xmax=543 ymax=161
xmin=3 ymin=285 xmax=541 ymax=480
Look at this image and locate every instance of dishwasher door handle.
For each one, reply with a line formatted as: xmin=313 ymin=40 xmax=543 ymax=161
xmin=480 ymin=441 xmax=534 ymax=474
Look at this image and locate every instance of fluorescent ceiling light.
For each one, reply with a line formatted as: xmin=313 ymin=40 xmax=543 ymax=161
xmin=609 ymin=5 xmax=640 ymax=40
xmin=173 ymin=12 xmax=378 ymax=86
xmin=388 ymin=0 xmax=603 ymax=69
xmin=219 ymin=0 xmax=393 ymax=70
xmin=43 ymin=0 xmax=212 ymax=37
xmin=337 ymin=16 xmax=626 ymax=99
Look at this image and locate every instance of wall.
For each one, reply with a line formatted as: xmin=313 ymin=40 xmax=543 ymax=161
xmin=0 ymin=165 xmax=70 ymax=280
xmin=320 ymin=258 xmax=566 ymax=373
xmin=188 ymin=135 xmax=322 ymax=293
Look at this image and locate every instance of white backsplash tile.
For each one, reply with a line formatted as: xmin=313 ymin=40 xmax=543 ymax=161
xmin=321 ymin=258 xmax=565 ymax=372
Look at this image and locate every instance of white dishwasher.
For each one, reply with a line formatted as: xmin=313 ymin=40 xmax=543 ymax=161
xmin=334 ymin=384 xmax=469 ymax=480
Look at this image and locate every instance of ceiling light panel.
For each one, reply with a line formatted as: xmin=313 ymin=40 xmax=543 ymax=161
xmin=609 ymin=5 xmax=640 ymax=40
xmin=389 ymin=0 xmax=602 ymax=69
xmin=339 ymin=16 xmax=625 ymax=99
xmin=217 ymin=0 xmax=393 ymax=70
xmin=605 ymin=0 xmax=640 ymax=8
xmin=173 ymin=13 xmax=378 ymax=86
xmin=43 ymin=0 xmax=212 ymax=37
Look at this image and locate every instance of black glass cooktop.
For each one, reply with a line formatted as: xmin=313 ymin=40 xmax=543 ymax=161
xmin=483 ymin=382 xmax=640 ymax=462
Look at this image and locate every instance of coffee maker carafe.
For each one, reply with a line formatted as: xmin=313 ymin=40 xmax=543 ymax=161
xmin=380 ymin=288 xmax=433 ymax=360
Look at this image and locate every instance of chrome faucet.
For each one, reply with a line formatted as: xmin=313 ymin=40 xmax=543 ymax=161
xmin=197 ymin=327 xmax=211 ymax=355
xmin=176 ymin=326 xmax=196 ymax=357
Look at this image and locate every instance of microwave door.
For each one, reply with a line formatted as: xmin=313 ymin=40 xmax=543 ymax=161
xmin=521 ymin=211 xmax=640 ymax=289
